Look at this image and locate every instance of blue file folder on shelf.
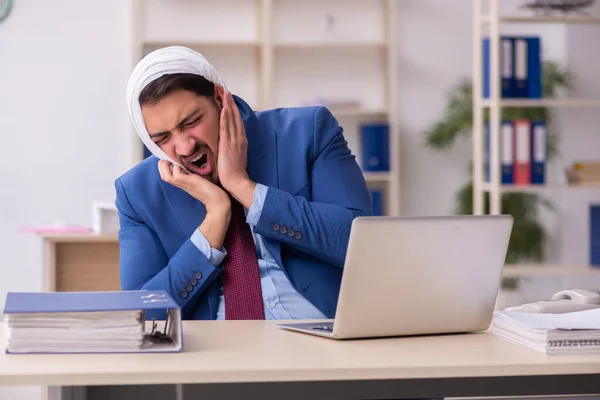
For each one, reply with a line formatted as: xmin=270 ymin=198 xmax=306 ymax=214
xmin=3 ymin=290 xmax=182 ymax=354
xmin=482 ymin=36 xmax=541 ymax=99
xmin=483 ymin=37 xmax=515 ymax=98
xmin=485 ymin=120 xmax=514 ymax=184
xmin=530 ymin=120 xmax=546 ymax=184
xmin=500 ymin=120 xmax=514 ymax=184
xmin=513 ymin=37 xmax=528 ymax=98
xmin=361 ymin=124 xmax=389 ymax=172
xmin=590 ymin=205 xmax=600 ymax=267
xmin=370 ymin=190 xmax=383 ymax=216
xmin=526 ymin=37 xmax=542 ymax=98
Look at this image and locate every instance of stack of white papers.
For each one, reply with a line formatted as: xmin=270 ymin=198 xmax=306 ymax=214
xmin=493 ymin=308 xmax=600 ymax=354
xmin=4 ymin=310 xmax=145 ymax=353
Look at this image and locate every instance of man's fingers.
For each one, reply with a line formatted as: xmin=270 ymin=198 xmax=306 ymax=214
xmin=229 ymin=92 xmax=244 ymax=137
xmin=158 ymin=160 xmax=173 ymax=183
xmin=173 ymin=164 xmax=209 ymax=188
xmin=159 ymin=161 xmax=193 ymax=188
xmin=226 ymin=104 xmax=235 ymax=143
xmin=222 ymin=91 xmax=236 ymax=143
xmin=220 ymin=94 xmax=230 ymax=143
xmin=172 ymin=165 xmax=193 ymax=184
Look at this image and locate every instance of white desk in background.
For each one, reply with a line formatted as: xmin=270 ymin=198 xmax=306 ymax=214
xmin=37 ymin=233 xmax=600 ymax=294
xmin=0 ymin=321 xmax=600 ymax=400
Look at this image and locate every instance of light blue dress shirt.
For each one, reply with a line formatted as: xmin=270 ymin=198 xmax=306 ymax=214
xmin=190 ymin=184 xmax=327 ymax=320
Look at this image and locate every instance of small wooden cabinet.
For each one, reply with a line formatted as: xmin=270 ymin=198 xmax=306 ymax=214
xmin=41 ymin=234 xmax=120 ymax=292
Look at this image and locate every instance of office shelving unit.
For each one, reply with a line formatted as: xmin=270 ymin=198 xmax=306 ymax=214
xmin=129 ymin=0 xmax=400 ymax=216
xmin=472 ymin=0 xmax=600 ymax=276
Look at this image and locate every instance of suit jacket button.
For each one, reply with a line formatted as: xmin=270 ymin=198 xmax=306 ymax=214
xmin=294 ymin=231 xmax=302 ymax=240
xmin=180 ymin=291 xmax=188 ymax=299
xmin=279 ymin=226 xmax=287 ymax=234
xmin=287 ymin=228 xmax=295 ymax=237
xmin=185 ymin=285 xmax=193 ymax=292
xmin=272 ymin=223 xmax=280 ymax=231
xmin=190 ymin=278 xmax=198 ymax=286
xmin=194 ymin=271 xmax=202 ymax=279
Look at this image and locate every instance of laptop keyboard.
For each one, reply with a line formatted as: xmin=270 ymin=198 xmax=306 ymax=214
xmin=310 ymin=322 xmax=333 ymax=332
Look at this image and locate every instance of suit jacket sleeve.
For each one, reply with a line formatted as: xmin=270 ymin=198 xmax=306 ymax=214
xmin=252 ymin=106 xmax=373 ymax=267
xmin=115 ymin=178 xmax=223 ymax=308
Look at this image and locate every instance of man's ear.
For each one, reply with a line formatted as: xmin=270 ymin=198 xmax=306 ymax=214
xmin=213 ymin=84 xmax=225 ymax=109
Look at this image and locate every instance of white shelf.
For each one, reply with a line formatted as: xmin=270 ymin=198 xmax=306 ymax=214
xmin=140 ymin=0 xmax=259 ymax=45
xmin=132 ymin=0 xmax=401 ymax=216
xmin=274 ymin=41 xmax=386 ymax=49
xmin=483 ymin=14 xmax=600 ymax=24
xmin=482 ymin=182 xmax=600 ymax=193
xmin=472 ymin=0 xmax=600 ymax=217
xmin=144 ymin=40 xmax=388 ymax=50
xmin=481 ymin=98 xmax=600 ymax=108
xmin=364 ymin=172 xmax=392 ymax=183
xmin=273 ymin=0 xmax=385 ymax=47
xmin=502 ymin=264 xmax=600 ymax=278
xmin=143 ymin=40 xmax=260 ymax=48
xmin=473 ymin=1 xmax=600 ymax=290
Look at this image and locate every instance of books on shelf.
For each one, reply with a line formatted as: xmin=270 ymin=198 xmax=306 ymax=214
xmin=482 ymin=35 xmax=541 ymax=99
xmin=3 ymin=290 xmax=182 ymax=354
xmin=590 ymin=205 xmax=600 ymax=267
xmin=493 ymin=308 xmax=600 ymax=354
xmin=370 ymin=190 xmax=383 ymax=216
xmin=485 ymin=118 xmax=546 ymax=185
xmin=361 ymin=123 xmax=389 ymax=172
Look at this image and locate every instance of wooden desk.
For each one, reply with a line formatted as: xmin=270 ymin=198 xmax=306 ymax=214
xmin=1 ymin=321 xmax=599 ymax=400
xmin=40 ymin=234 xmax=120 ymax=292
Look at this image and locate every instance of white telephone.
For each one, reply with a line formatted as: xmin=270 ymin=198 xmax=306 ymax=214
xmin=505 ymin=289 xmax=600 ymax=314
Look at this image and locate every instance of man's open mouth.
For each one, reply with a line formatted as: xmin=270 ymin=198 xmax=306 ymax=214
xmin=183 ymin=149 xmax=213 ymax=177
xmin=190 ymin=152 xmax=208 ymax=169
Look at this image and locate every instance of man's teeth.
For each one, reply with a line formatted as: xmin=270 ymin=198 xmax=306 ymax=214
xmin=190 ymin=153 xmax=208 ymax=169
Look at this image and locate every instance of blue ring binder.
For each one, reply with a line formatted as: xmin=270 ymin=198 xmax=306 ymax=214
xmin=3 ymin=290 xmax=183 ymax=354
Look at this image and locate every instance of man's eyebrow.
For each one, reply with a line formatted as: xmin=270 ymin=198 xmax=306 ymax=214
xmin=149 ymin=109 xmax=201 ymax=139
xmin=178 ymin=109 xmax=201 ymax=126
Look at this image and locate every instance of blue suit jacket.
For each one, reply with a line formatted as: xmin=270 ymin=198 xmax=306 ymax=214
xmin=115 ymin=96 xmax=373 ymax=320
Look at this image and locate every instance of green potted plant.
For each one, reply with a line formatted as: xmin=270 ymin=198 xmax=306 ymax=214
xmin=424 ymin=61 xmax=572 ymax=288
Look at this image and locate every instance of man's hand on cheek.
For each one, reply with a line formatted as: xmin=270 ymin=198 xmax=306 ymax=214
xmin=217 ymin=91 xmax=256 ymax=208
xmin=159 ymin=160 xmax=232 ymax=249
xmin=158 ymin=160 xmax=230 ymax=215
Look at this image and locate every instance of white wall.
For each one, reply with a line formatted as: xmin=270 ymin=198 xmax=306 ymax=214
xmin=0 ymin=1 xmax=132 ymax=398
xmin=396 ymin=0 xmax=475 ymax=216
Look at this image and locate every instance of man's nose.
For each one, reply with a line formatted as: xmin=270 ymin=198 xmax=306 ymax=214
xmin=174 ymin=134 xmax=196 ymax=157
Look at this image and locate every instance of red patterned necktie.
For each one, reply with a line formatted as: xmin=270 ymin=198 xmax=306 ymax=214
xmin=221 ymin=199 xmax=265 ymax=320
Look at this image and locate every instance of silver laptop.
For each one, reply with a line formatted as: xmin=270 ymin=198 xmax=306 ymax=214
xmin=278 ymin=214 xmax=513 ymax=339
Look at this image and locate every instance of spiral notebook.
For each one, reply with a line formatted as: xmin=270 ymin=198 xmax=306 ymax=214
xmin=3 ymin=290 xmax=182 ymax=354
xmin=492 ymin=308 xmax=600 ymax=354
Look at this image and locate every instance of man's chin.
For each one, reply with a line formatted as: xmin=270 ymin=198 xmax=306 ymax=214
xmin=190 ymin=170 xmax=218 ymax=184
xmin=183 ymin=162 xmax=215 ymax=181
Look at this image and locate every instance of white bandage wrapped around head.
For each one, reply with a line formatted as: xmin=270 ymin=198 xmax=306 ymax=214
xmin=126 ymin=46 xmax=228 ymax=166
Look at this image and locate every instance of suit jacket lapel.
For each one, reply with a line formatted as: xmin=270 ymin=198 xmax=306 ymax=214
xmin=236 ymin=96 xmax=278 ymax=189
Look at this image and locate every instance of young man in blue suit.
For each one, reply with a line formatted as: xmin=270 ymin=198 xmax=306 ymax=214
xmin=117 ymin=46 xmax=372 ymax=320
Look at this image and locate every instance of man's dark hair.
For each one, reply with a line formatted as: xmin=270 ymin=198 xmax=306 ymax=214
xmin=139 ymin=73 xmax=215 ymax=106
